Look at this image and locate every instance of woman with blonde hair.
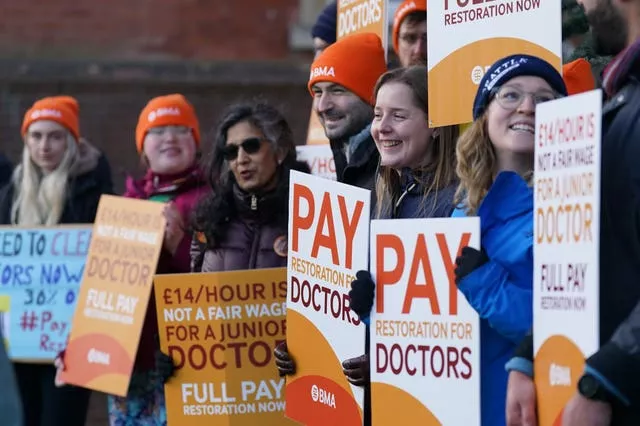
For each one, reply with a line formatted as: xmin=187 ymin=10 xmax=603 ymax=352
xmin=451 ymin=54 xmax=567 ymax=425
xmin=0 ymin=95 xmax=113 ymax=426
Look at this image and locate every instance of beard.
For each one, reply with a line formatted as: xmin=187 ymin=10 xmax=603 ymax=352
xmin=585 ymin=0 xmax=628 ymax=56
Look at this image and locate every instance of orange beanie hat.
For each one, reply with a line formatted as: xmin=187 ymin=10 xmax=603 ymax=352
xmin=562 ymin=58 xmax=596 ymax=96
xmin=308 ymin=33 xmax=387 ymax=105
xmin=392 ymin=0 xmax=427 ymax=54
xmin=135 ymin=94 xmax=200 ymax=153
xmin=21 ymin=95 xmax=80 ymax=141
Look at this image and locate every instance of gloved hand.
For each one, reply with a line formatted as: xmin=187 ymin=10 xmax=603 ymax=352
xmin=274 ymin=341 xmax=296 ymax=377
xmin=454 ymin=247 xmax=489 ymax=284
xmin=349 ymin=271 xmax=375 ymax=324
xmin=154 ymin=350 xmax=176 ymax=384
xmin=342 ymin=354 xmax=370 ymax=387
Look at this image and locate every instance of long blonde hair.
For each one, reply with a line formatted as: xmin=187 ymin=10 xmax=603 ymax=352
xmin=374 ymin=66 xmax=459 ymax=218
xmin=455 ymin=113 xmax=533 ymax=215
xmin=11 ymin=134 xmax=78 ymax=225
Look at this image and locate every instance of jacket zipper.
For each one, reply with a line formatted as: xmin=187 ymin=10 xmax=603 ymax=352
xmin=394 ymin=182 xmax=416 ymax=218
xmin=251 ymin=195 xmax=257 ymax=210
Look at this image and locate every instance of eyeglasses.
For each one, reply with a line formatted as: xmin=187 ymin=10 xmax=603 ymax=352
xmin=147 ymin=125 xmax=191 ymax=137
xmin=221 ymin=137 xmax=263 ymax=161
xmin=491 ymin=85 xmax=561 ymax=110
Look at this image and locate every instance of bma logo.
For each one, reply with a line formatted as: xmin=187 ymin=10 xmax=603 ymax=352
xmin=30 ymin=109 xmax=63 ymax=120
xmin=310 ymin=66 xmax=335 ymax=80
xmin=148 ymin=107 xmax=180 ymax=122
xmin=310 ymin=384 xmax=336 ymax=408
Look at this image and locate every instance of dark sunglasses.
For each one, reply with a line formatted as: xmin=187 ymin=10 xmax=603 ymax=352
xmin=222 ymin=137 xmax=263 ymax=160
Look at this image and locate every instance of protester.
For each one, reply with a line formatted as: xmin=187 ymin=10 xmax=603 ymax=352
xmin=0 ymin=327 xmax=23 ymax=426
xmin=0 ymin=95 xmax=113 ymax=426
xmin=452 ymin=54 xmax=567 ymax=426
xmin=506 ymin=0 xmax=640 ymax=424
xmin=311 ymin=1 xmax=337 ymax=58
xmin=305 ymin=32 xmax=386 ymax=191
xmin=191 ymin=102 xmax=310 ymax=272
xmin=344 ymin=64 xmax=461 ymax=423
xmin=274 ymin=32 xmax=386 ymax=426
xmin=392 ymin=0 xmax=427 ymax=67
xmin=54 ymin=94 xmax=206 ymax=425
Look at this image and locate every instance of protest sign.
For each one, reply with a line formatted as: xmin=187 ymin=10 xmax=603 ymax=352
xmin=285 ymin=171 xmax=370 ymax=425
xmin=427 ymin=0 xmax=561 ymax=126
xmin=533 ymin=90 xmax=602 ymax=424
xmin=337 ymin=0 xmax=389 ymax=56
xmin=0 ymin=226 xmax=90 ymax=361
xmin=369 ymin=218 xmax=481 ymax=425
xmin=155 ymin=268 xmax=300 ymax=426
xmin=60 ymin=195 xmax=166 ymax=396
xmin=296 ymin=145 xmax=336 ymax=181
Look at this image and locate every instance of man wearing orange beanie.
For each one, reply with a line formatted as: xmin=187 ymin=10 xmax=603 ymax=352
xmin=306 ymin=32 xmax=386 ymax=191
xmin=276 ymin=32 xmax=387 ymax=426
xmin=392 ymin=0 xmax=427 ymax=67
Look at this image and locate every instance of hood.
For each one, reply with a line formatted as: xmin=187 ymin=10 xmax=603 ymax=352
xmin=69 ymin=139 xmax=101 ymax=178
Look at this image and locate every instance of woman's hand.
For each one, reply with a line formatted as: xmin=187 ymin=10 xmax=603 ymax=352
xmin=163 ymin=202 xmax=185 ymax=256
xmin=54 ymin=350 xmax=67 ymax=387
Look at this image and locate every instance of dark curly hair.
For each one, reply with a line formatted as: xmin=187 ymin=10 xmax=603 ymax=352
xmin=192 ymin=102 xmax=309 ymax=248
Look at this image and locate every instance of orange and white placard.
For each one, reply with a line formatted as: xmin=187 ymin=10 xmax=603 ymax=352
xmin=533 ymin=90 xmax=602 ymax=425
xmin=285 ymin=171 xmax=370 ymax=425
xmin=369 ymin=218 xmax=481 ymax=425
xmin=337 ymin=0 xmax=389 ymax=52
xmin=154 ymin=268 xmax=300 ymax=426
xmin=60 ymin=195 xmax=166 ymax=396
xmin=427 ymin=0 xmax=561 ymax=126
xmin=296 ymin=145 xmax=337 ymax=181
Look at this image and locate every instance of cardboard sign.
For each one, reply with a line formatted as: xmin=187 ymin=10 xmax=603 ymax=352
xmin=296 ymin=145 xmax=337 ymax=181
xmin=533 ymin=90 xmax=602 ymax=425
xmin=337 ymin=0 xmax=389 ymax=55
xmin=369 ymin=218 xmax=481 ymax=425
xmin=0 ymin=226 xmax=91 ymax=361
xmin=427 ymin=0 xmax=561 ymax=126
xmin=154 ymin=268 xmax=300 ymax=426
xmin=60 ymin=195 xmax=166 ymax=396
xmin=285 ymin=171 xmax=370 ymax=426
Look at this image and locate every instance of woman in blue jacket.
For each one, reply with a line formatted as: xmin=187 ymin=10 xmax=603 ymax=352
xmin=452 ymin=54 xmax=567 ymax=425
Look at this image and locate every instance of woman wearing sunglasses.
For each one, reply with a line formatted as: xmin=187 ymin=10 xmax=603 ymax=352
xmin=191 ymin=102 xmax=309 ymax=273
xmin=451 ymin=54 xmax=567 ymax=426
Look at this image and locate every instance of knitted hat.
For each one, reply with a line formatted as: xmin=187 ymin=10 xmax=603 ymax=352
xmin=392 ymin=0 xmax=427 ymax=54
xmin=311 ymin=1 xmax=337 ymax=45
xmin=308 ymin=33 xmax=387 ymax=105
xmin=563 ymin=58 xmax=596 ymax=95
xmin=135 ymin=94 xmax=200 ymax=153
xmin=21 ymin=95 xmax=80 ymax=141
xmin=472 ymin=54 xmax=567 ymax=120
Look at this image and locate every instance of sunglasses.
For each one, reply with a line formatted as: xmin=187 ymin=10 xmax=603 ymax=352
xmin=221 ymin=137 xmax=263 ymax=161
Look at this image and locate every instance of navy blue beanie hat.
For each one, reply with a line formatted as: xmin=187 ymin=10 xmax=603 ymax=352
xmin=311 ymin=1 xmax=337 ymax=45
xmin=472 ymin=54 xmax=568 ymax=120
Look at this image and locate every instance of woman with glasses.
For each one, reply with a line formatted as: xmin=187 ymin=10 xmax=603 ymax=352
xmin=452 ymin=54 xmax=567 ymax=426
xmin=191 ymin=101 xmax=309 ymax=274
xmin=56 ymin=94 xmax=207 ymax=425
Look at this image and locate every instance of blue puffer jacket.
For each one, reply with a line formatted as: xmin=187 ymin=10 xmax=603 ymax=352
xmin=452 ymin=171 xmax=533 ymax=426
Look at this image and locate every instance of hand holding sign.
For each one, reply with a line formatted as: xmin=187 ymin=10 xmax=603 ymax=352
xmin=163 ymin=202 xmax=185 ymax=256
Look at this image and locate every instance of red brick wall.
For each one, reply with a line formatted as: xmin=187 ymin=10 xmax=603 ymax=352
xmin=0 ymin=0 xmax=300 ymax=60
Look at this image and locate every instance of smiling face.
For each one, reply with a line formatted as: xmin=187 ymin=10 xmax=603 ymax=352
xmin=311 ymin=82 xmax=373 ymax=141
xmin=25 ymin=120 xmax=70 ymax=173
xmin=143 ymin=125 xmax=197 ymax=175
xmin=371 ymin=82 xmax=433 ymax=169
xmin=486 ymin=76 xmax=556 ymax=158
xmin=225 ymin=120 xmax=283 ymax=193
